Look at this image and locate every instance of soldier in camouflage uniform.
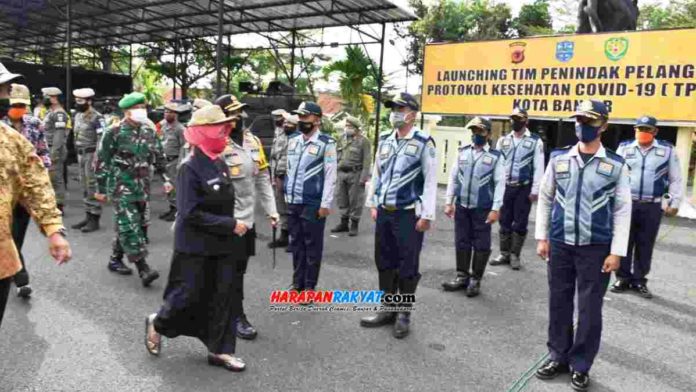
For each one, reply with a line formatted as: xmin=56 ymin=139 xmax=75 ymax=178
xmin=71 ymin=88 xmax=105 ymax=233
xmin=158 ymin=101 xmax=186 ymax=222
xmin=95 ymin=92 xmax=171 ymax=287
xmin=267 ymin=108 xmax=293 ymax=248
xmin=331 ymin=116 xmax=372 ymax=236
xmin=42 ymin=87 xmax=69 ymax=212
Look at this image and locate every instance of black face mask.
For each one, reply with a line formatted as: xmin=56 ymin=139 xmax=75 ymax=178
xmin=0 ymin=98 xmax=10 ymax=117
xmin=512 ymin=120 xmax=526 ymax=132
xmin=75 ymin=103 xmax=89 ymax=113
xmin=43 ymin=97 xmax=52 ymax=107
xmin=233 ymin=119 xmax=244 ymax=133
xmin=275 ymin=119 xmax=285 ymax=127
xmin=284 ymin=126 xmax=296 ymax=135
xmin=298 ymin=121 xmax=314 ymax=135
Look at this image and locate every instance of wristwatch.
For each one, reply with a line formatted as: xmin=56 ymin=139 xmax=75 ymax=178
xmin=54 ymin=228 xmax=68 ymax=238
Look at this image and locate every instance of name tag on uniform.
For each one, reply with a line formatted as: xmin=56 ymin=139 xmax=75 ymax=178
xmin=523 ymin=140 xmax=533 ymax=149
xmin=308 ymin=145 xmax=320 ymax=156
xmin=655 ymin=148 xmax=666 ymax=157
xmin=482 ymin=155 xmax=494 ymax=165
xmin=597 ymin=161 xmax=615 ymax=177
xmin=556 ymin=160 xmax=570 ymax=174
xmin=404 ymin=143 xmax=419 ymax=157
xmin=501 ymin=139 xmax=511 ymax=148
xmin=625 ymin=149 xmax=636 ymax=158
xmin=288 ymin=139 xmax=299 ymax=151
xmin=459 ymin=155 xmax=469 ymax=165
xmin=55 ymin=122 xmax=66 ymax=128
xmin=380 ymin=144 xmax=392 ymax=159
xmin=207 ymin=177 xmax=221 ymax=185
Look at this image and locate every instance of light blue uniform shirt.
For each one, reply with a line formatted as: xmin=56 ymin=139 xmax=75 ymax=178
xmin=495 ymin=129 xmax=545 ymax=195
xmin=285 ymin=130 xmax=337 ymax=209
xmin=445 ymin=144 xmax=505 ymax=210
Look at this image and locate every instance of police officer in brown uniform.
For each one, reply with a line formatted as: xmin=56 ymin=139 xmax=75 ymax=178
xmin=331 ymin=115 xmax=372 ymax=236
xmin=158 ymin=101 xmax=187 ymax=222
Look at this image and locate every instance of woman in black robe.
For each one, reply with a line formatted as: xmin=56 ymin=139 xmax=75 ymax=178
xmin=144 ymin=105 xmax=247 ymax=372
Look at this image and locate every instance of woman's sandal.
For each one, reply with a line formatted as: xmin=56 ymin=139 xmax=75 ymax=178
xmin=207 ymin=353 xmax=246 ymax=372
xmin=144 ymin=313 xmax=161 ymax=356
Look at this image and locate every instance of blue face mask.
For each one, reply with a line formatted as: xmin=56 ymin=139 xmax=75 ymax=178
xmin=575 ymin=123 xmax=601 ymax=143
xmin=472 ymin=133 xmax=487 ymax=146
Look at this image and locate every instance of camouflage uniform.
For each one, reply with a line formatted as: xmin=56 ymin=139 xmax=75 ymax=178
xmin=43 ymin=108 xmax=69 ymax=205
xmin=74 ymin=108 xmax=106 ymax=216
xmin=96 ymin=119 xmax=167 ymax=263
xmin=159 ymin=119 xmax=185 ymax=208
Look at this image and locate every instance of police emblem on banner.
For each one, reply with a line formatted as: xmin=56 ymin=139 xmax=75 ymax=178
xmin=605 ymin=37 xmax=629 ymax=61
xmin=509 ymin=42 xmax=527 ymax=64
xmin=555 ymin=41 xmax=574 ymax=63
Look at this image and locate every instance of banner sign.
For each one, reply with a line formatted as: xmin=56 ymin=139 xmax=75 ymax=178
xmin=421 ymin=29 xmax=696 ymax=123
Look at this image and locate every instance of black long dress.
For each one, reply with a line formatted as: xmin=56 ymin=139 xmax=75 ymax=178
xmin=154 ymin=148 xmax=242 ymax=354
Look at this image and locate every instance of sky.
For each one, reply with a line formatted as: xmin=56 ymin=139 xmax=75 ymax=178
xmin=204 ymin=0 xmax=672 ymax=95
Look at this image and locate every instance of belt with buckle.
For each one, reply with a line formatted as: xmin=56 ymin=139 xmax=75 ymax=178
xmin=380 ymin=204 xmax=415 ymax=212
xmin=77 ymin=147 xmax=96 ymax=154
xmin=634 ymin=197 xmax=661 ymax=204
xmin=506 ymin=180 xmax=531 ymax=187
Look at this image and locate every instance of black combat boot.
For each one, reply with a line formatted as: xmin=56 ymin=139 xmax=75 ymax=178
xmin=490 ymin=232 xmax=512 ymax=266
xmin=348 ymin=219 xmax=359 ymax=237
xmin=393 ymin=275 xmax=419 ymax=339
xmin=360 ymin=269 xmax=398 ymax=327
xmin=236 ymin=275 xmax=258 ymax=340
xmin=467 ymin=251 xmax=491 ymax=297
xmin=81 ymin=213 xmax=100 ymax=233
xmin=135 ymin=259 xmax=160 ymax=287
xmin=107 ymin=253 xmax=133 ymax=275
xmin=268 ymin=229 xmax=289 ymax=248
xmin=331 ymin=217 xmax=350 ymax=233
xmin=510 ymin=233 xmax=526 ymax=270
xmin=158 ymin=206 xmax=177 ymax=222
xmin=71 ymin=213 xmax=90 ymax=230
xmin=442 ymin=250 xmax=472 ymax=291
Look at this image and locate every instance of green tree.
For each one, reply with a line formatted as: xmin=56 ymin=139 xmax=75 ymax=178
xmin=322 ymin=45 xmax=378 ymax=123
xmin=133 ymin=66 xmax=165 ymax=107
xmin=638 ymin=0 xmax=696 ymax=29
xmin=514 ymin=0 xmax=553 ymax=37
xmin=396 ymin=0 xmax=513 ymax=75
xmin=145 ymin=38 xmax=218 ymax=99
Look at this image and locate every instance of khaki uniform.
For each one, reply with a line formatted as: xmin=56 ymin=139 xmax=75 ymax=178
xmin=270 ymin=126 xmax=290 ymax=230
xmin=74 ymin=108 xmax=106 ymax=215
xmin=159 ymin=119 xmax=186 ymax=208
xmin=43 ymin=108 xmax=69 ymax=204
xmin=335 ymin=133 xmax=371 ymax=221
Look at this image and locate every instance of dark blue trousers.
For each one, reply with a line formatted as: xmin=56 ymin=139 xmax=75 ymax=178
xmin=375 ymin=208 xmax=424 ymax=279
xmin=618 ymin=202 xmax=662 ymax=285
xmin=288 ymin=204 xmax=327 ymax=290
xmin=455 ymin=206 xmax=491 ymax=252
xmin=499 ymin=184 xmax=532 ymax=235
xmin=547 ymin=241 xmax=611 ymax=373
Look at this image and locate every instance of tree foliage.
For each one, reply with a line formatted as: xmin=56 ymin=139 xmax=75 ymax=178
xmin=638 ymin=0 xmax=696 ymax=30
xmin=322 ymin=45 xmax=378 ymax=123
xmin=514 ymin=0 xmax=553 ymax=37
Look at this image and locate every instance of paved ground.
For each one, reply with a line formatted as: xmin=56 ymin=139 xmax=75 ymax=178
xmin=1 ymin=172 xmax=696 ymax=392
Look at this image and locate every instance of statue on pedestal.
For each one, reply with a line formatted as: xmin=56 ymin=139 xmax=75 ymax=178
xmin=577 ymin=0 xmax=640 ymax=33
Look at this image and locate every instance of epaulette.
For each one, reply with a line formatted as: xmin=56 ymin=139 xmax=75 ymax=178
xmin=318 ymin=133 xmax=336 ymax=144
xmin=529 ymin=133 xmax=541 ymax=141
xmin=488 ymin=149 xmax=502 ymax=158
xmin=618 ymin=139 xmax=633 ymax=147
xmin=458 ymin=144 xmax=472 ymax=151
xmin=550 ymin=146 xmax=572 ymax=159
xmin=378 ymin=130 xmax=392 ymax=141
xmin=656 ymin=139 xmax=674 ymax=148
xmin=604 ymin=148 xmax=625 ymax=164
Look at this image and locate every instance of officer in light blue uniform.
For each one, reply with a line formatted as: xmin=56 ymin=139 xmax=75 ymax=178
xmin=285 ymin=101 xmax=337 ymax=292
xmin=491 ymin=107 xmax=545 ymax=270
xmin=612 ymin=115 xmax=682 ymax=299
xmin=360 ymin=92 xmax=438 ymax=339
xmin=442 ymin=116 xmax=505 ymax=297
xmin=535 ymin=100 xmax=631 ymax=391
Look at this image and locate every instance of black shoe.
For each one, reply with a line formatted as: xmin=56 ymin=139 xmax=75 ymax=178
xmin=16 ymin=285 xmax=32 ymax=298
xmin=107 ymin=257 xmax=133 ymax=275
xmin=71 ymin=213 xmax=90 ymax=230
xmin=207 ymin=354 xmax=246 ymax=372
xmin=571 ymin=371 xmax=590 ymax=391
xmin=236 ymin=314 xmax=258 ymax=340
xmin=535 ymin=359 xmax=570 ymax=380
xmin=268 ymin=229 xmax=289 ymax=248
xmin=331 ymin=217 xmax=349 ymax=233
xmin=633 ymin=283 xmax=653 ymax=299
xmin=392 ymin=312 xmax=410 ymax=338
xmin=158 ymin=207 xmax=176 ymax=222
xmin=466 ymin=279 xmax=481 ymax=297
xmin=136 ymin=261 xmax=159 ymax=287
xmin=490 ymin=232 xmax=512 ymax=265
xmin=442 ymin=275 xmax=469 ymax=291
xmin=81 ymin=213 xmax=100 ymax=233
xmin=510 ymin=232 xmax=526 ymax=270
xmin=348 ymin=220 xmax=359 ymax=237
xmin=610 ymin=279 xmax=631 ymax=293
xmin=360 ymin=310 xmax=396 ymax=327
xmin=489 ymin=253 xmax=510 ymax=266
xmin=510 ymin=254 xmax=521 ymax=270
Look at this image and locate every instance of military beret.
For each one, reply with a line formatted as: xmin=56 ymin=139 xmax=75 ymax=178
xmin=345 ymin=115 xmax=362 ymax=130
xmin=42 ymin=87 xmax=62 ymax=96
xmin=73 ymin=88 xmax=95 ymax=99
xmin=118 ymin=92 xmax=146 ymax=110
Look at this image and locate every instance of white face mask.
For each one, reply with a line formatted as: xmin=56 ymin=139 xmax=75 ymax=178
xmin=129 ymin=108 xmax=148 ymax=123
xmin=389 ymin=111 xmax=407 ymax=129
xmin=345 ymin=126 xmax=356 ymax=137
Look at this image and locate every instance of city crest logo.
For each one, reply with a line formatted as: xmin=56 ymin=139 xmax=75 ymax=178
xmin=555 ymin=41 xmax=574 ymax=62
xmin=604 ymin=37 xmax=629 ymax=61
